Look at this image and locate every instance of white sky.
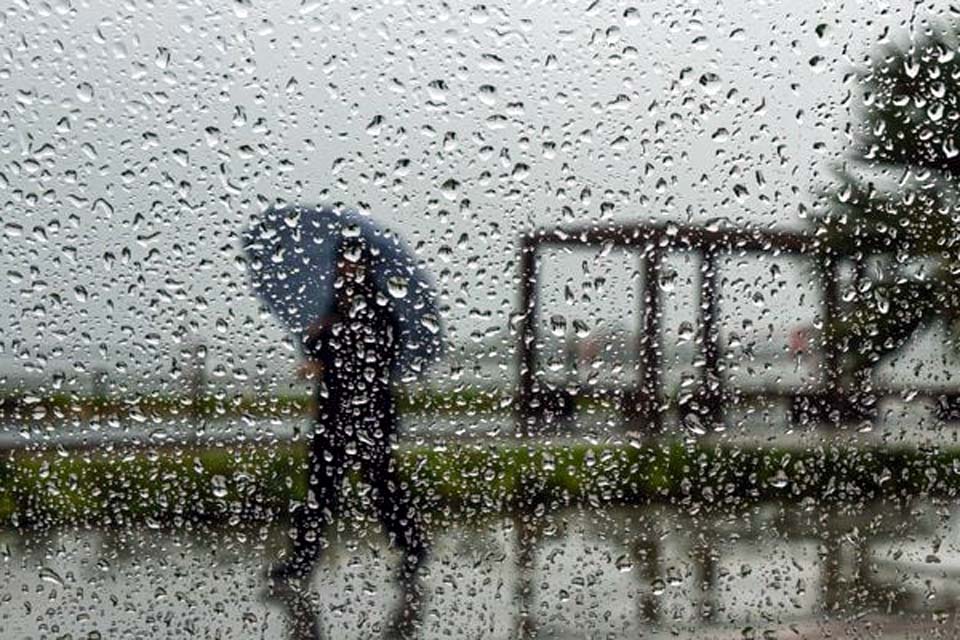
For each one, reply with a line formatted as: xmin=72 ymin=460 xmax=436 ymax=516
xmin=0 ymin=0 xmax=954 ymax=392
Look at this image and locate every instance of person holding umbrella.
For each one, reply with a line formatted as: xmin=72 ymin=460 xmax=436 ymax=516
xmin=243 ymin=205 xmax=443 ymax=639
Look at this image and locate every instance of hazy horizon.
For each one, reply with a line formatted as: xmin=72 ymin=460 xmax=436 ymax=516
xmin=2 ymin=0 xmax=955 ymax=395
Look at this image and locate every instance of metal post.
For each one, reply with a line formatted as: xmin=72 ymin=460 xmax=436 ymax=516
xmin=516 ymin=236 xmax=539 ymax=435
xmin=189 ymin=342 xmax=207 ymax=416
xmin=513 ymin=511 xmax=538 ymax=639
xmin=635 ymin=246 xmax=664 ymax=434
xmin=633 ymin=536 xmax=662 ymax=624
xmin=852 ymin=252 xmax=866 ymax=294
xmin=694 ymin=533 xmax=719 ymax=623
xmin=819 ymin=510 xmax=844 ymax=612
xmin=820 ymin=252 xmax=842 ymax=422
xmin=698 ymin=248 xmax=723 ymax=429
xmin=91 ymin=367 xmax=107 ymax=399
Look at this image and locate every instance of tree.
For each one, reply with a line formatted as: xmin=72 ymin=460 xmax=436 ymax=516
xmin=818 ymin=27 xmax=960 ymax=390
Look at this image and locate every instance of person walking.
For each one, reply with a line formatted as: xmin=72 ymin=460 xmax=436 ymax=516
xmin=271 ymin=238 xmax=428 ymax=638
xmin=243 ymin=206 xmax=443 ymax=640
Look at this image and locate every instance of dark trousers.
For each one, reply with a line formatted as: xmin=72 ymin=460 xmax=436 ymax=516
xmin=276 ymin=384 xmax=427 ymax=581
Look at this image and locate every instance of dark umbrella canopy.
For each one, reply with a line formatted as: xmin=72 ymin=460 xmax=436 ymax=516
xmin=242 ymin=205 xmax=443 ymax=377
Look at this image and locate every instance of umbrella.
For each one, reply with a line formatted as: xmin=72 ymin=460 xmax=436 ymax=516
xmin=241 ymin=205 xmax=443 ymax=377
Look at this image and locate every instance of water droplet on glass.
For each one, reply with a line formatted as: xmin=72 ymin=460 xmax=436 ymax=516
xmin=549 ymin=314 xmax=567 ymax=337
xmin=698 ymin=72 xmax=721 ymax=95
xmin=211 ymin=475 xmax=228 ymax=499
xmin=76 ymin=82 xmax=94 ymax=103
xmin=441 ymin=178 xmax=460 ymax=201
xmin=39 ymin=567 xmax=64 ymax=587
xmin=387 ymin=277 xmax=409 ymax=299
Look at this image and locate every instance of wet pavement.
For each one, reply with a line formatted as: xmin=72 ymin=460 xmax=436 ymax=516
xmin=2 ymin=503 xmax=958 ymax=638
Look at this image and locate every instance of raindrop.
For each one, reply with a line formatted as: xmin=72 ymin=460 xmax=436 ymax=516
xmin=39 ymin=567 xmax=64 ymax=587
xmin=683 ymin=413 xmax=706 ymax=436
xmin=469 ymin=4 xmax=489 ymax=23
xmin=204 ymin=127 xmax=221 ymax=148
xmin=904 ymin=57 xmax=920 ymax=79
xmin=511 ymin=163 xmax=529 ymax=181
xmin=366 ymin=115 xmax=384 ymax=136
xmin=712 ymin=128 xmax=730 ymax=142
xmin=441 ymin=178 xmax=460 ymax=201
xmin=478 ymin=84 xmax=497 ymax=106
xmin=155 ymin=47 xmax=170 ymax=69
xmin=768 ymin=469 xmax=790 ymax=489
xmin=420 ymin=314 xmax=440 ymax=334
xmin=211 ymin=475 xmax=228 ymax=498
xmin=815 ymin=23 xmax=829 ymax=44
xmin=427 ymin=79 xmax=448 ymax=103
xmin=876 ymin=292 xmax=889 ymax=314
xmin=698 ymin=72 xmax=721 ymax=95
xmin=572 ymin=319 xmax=590 ymax=338
xmin=387 ymin=277 xmax=409 ymax=299
xmin=658 ymin=267 xmax=678 ymax=292
xmin=76 ymin=82 xmax=94 ymax=103
xmin=549 ymin=314 xmax=567 ymax=337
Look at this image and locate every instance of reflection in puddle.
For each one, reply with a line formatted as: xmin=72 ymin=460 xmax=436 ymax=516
xmin=1 ymin=502 xmax=955 ymax=638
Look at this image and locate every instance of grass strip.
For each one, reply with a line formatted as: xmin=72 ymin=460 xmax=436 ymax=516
xmin=0 ymin=441 xmax=956 ymax=530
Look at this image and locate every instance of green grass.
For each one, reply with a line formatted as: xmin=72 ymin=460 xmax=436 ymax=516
xmin=0 ymin=388 xmax=511 ymax=421
xmin=2 ymin=441 xmax=958 ymax=531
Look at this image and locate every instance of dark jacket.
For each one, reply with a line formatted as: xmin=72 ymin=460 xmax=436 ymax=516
xmin=303 ymin=280 xmax=401 ymax=410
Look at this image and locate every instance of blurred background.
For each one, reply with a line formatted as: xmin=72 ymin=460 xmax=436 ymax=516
xmin=4 ymin=0 xmax=960 ymax=638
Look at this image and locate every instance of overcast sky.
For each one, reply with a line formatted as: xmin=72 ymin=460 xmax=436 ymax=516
xmin=0 ymin=0 xmax=954 ymax=392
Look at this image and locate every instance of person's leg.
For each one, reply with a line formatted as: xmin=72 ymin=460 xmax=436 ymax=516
xmin=365 ymin=445 xmax=428 ymax=573
xmin=363 ymin=394 xmax=428 ymax=568
xmin=361 ymin=393 xmax=429 ymax=637
xmin=271 ymin=409 xmax=347 ymax=585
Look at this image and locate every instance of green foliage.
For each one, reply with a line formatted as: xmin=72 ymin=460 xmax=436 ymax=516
xmin=818 ymin=26 xmax=960 ymax=377
xmin=2 ymin=442 xmax=960 ymax=531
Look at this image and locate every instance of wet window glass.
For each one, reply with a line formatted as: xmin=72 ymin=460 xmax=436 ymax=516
xmin=3 ymin=2 xmax=960 ymax=638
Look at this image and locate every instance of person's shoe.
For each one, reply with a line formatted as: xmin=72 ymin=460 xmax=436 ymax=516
xmin=286 ymin=592 xmax=323 ymax=640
